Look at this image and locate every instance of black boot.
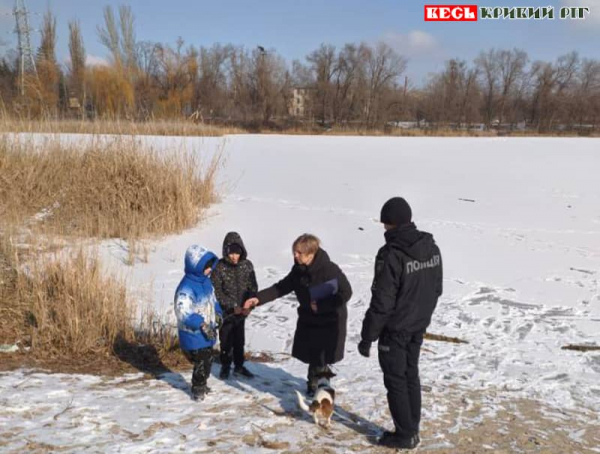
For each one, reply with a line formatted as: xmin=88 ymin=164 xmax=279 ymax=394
xmin=378 ymin=431 xmax=420 ymax=450
xmin=233 ymin=365 xmax=254 ymax=378
xmin=192 ymin=385 xmax=209 ymax=401
xmin=219 ymin=365 xmax=231 ymax=379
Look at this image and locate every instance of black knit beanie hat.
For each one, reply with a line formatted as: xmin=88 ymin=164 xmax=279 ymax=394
xmin=227 ymin=243 xmax=243 ymax=255
xmin=380 ymin=197 xmax=412 ymax=226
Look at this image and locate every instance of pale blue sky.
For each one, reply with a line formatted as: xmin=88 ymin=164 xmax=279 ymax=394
xmin=1 ymin=0 xmax=599 ymax=85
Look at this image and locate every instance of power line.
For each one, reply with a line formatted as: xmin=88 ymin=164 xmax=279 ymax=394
xmin=13 ymin=0 xmax=39 ymax=96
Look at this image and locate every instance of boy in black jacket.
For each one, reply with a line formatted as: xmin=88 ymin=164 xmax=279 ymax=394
xmin=211 ymin=232 xmax=258 ymax=379
xmin=358 ymin=197 xmax=443 ymax=450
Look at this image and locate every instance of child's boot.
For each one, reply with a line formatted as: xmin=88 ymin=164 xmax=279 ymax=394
xmin=219 ymin=364 xmax=231 ymax=379
xmin=192 ymin=385 xmax=208 ymax=401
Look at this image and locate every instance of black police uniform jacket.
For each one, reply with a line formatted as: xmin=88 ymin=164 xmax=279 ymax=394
xmin=361 ymin=223 xmax=443 ymax=342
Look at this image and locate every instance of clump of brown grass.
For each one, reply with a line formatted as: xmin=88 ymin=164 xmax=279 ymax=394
xmin=0 ymin=234 xmax=25 ymax=346
xmin=0 ymin=131 xmax=222 ymax=366
xmin=0 ymin=235 xmax=178 ymax=360
xmin=136 ymin=306 xmax=180 ymax=353
xmin=27 ymin=249 xmax=133 ymax=356
xmin=0 ymin=135 xmax=222 ymax=239
xmin=0 ymin=236 xmax=130 ymax=355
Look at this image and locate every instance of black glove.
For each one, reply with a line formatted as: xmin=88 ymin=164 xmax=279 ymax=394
xmin=358 ymin=340 xmax=372 ymax=358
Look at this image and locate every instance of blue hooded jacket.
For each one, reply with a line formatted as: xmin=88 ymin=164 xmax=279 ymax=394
xmin=174 ymin=245 xmax=223 ymax=351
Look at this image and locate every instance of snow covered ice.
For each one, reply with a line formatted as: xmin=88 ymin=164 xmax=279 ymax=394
xmin=1 ymin=135 xmax=599 ymax=452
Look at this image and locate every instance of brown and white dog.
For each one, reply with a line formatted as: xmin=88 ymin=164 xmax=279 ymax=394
xmin=295 ymin=374 xmax=336 ymax=429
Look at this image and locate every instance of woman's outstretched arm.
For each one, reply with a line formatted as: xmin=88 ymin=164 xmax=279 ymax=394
xmin=244 ymin=269 xmax=294 ymax=309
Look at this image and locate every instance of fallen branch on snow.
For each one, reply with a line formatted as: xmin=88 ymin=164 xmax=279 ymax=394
xmin=425 ymin=333 xmax=468 ymax=344
xmin=53 ymin=398 xmax=74 ymax=421
xmin=561 ymin=344 xmax=600 ymax=352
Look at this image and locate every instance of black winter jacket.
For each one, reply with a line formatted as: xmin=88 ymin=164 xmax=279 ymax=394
xmin=211 ymin=232 xmax=258 ymax=316
xmin=257 ymin=248 xmax=352 ymax=365
xmin=361 ymin=223 xmax=443 ymax=343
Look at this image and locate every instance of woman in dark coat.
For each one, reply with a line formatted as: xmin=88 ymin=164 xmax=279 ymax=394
xmin=244 ymin=234 xmax=352 ymax=395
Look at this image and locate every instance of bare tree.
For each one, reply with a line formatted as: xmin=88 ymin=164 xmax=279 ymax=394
xmin=332 ymin=43 xmax=360 ymax=124
xmin=574 ymin=59 xmax=600 ymax=128
xmin=134 ymin=40 xmax=160 ymax=119
xmin=475 ymin=49 xmax=499 ymax=126
xmin=497 ymin=49 xmax=528 ymax=124
xmin=530 ymin=52 xmax=579 ymax=131
xmin=306 ymin=44 xmax=337 ymax=125
xmin=36 ymin=10 xmax=60 ymax=115
xmin=152 ymin=38 xmax=199 ymax=117
xmin=97 ymin=6 xmax=121 ymax=68
xmin=424 ymin=59 xmax=480 ymax=127
xmin=197 ymin=43 xmax=231 ymax=119
xmin=68 ymin=20 xmax=86 ymax=109
xmin=227 ymin=46 xmax=251 ymax=122
xmin=0 ymin=57 xmax=18 ymax=112
xmin=247 ymin=47 xmax=288 ymax=126
xmin=361 ymin=42 xmax=407 ymax=128
xmin=119 ymin=5 xmax=138 ymax=74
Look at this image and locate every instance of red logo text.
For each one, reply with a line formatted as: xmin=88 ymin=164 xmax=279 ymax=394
xmin=424 ymin=5 xmax=478 ymax=21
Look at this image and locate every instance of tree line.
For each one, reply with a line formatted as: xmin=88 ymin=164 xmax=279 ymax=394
xmin=0 ymin=5 xmax=599 ymax=133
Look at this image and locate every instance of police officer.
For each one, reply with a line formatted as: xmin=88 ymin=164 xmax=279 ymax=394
xmin=359 ymin=197 xmax=443 ymax=450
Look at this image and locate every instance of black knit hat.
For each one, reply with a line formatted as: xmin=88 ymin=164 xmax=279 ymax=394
xmin=380 ymin=197 xmax=412 ymax=226
xmin=227 ymin=243 xmax=243 ymax=255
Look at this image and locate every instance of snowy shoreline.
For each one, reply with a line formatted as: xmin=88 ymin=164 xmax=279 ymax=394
xmin=2 ymin=134 xmax=599 ymax=452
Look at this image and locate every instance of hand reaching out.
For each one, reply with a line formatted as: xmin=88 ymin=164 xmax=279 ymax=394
xmin=243 ymin=297 xmax=259 ymax=310
xmin=234 ymin=306 xmax=251 ymax=316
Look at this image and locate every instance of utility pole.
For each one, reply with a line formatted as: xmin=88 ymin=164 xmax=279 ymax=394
xmin=13 ymin=0 xmax=39 ymax=96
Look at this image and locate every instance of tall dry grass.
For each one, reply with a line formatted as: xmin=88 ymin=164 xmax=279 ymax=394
xmin=0 ymin=234 xmax=24 ymax=346
xmin=0 ymin=236 xmax=173 ymax=358
xmin=27 ymin=249 xmax=133 ymax=356
xmin=0 ymin=131 xmax=221 ymax=362
xmin=0 ymin=118 xmax=244 ymax=137
xmin=3 ymin=117 xmax=598 ymax=137
xmin=0 ymin=135 xmax=222 ymax=240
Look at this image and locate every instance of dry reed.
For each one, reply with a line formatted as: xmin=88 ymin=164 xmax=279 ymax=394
xmin=0 ymin=235 xmax=179 ymax=359
xmin=2 ymin=117 xmax=596 ymax=138
xmin=0 ymin=130 xmax=223 ymax=361
xmin=0 ymin=134 xmax=222 ymax=240
xmin=0 ymin=118 xmax=244 ymax=137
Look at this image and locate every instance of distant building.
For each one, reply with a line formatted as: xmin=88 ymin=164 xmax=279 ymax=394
xmin=289 ymin=87 xmax=313 ymax=118
xmin=68 ymin=97 xmax=81 ymax=110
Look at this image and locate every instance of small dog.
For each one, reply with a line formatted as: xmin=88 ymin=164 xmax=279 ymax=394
xmin=296 ymin=372 xmax=336 ymax=429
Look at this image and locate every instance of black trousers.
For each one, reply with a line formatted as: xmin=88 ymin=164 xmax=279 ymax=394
xmin=183 ymin=348 xmax=213 ymax=393
xmin=219 ymin=316 xmax=246 ymax=368
xmin=378 ymin=331 xmax=423 ymax=438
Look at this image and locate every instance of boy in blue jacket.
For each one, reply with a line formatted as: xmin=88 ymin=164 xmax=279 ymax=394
xmin=174 ymin=245 xmax=223 ymax=401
